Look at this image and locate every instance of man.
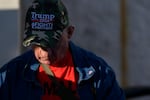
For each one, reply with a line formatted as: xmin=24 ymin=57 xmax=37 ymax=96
xmin=0 ymin=0 xmax=125 ymax=100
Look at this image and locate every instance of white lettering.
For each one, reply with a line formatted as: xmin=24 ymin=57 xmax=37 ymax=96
xmin=32 ymin=22 xmax=53 ymax=30
xmin=31 ymin=12 xmax=55 ymax=22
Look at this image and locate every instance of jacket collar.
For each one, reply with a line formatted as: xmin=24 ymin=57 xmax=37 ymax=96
xmin=69 ymin=42 xmax=96 ymax=83
xmin=22 ymin=51 xmax=40 ymax=85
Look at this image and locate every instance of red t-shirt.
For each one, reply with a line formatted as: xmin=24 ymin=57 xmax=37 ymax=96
xmin=37 ymin=50 xmax=79 ymax=100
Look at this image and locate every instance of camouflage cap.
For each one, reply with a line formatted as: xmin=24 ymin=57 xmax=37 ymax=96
xmin=23 ymin=0 xmax=69 ymax=48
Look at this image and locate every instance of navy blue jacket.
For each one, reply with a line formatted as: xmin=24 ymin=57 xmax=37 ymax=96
xmin=0 ymin=42 xmax=125 ymax=100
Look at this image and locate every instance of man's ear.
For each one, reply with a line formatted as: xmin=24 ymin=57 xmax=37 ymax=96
xmin=67 ymin=25 xmax=75 ymax=39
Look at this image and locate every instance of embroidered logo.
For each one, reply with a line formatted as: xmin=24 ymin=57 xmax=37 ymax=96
xmin=88 ymin=70 xmax=93 ymax=75
xmin=31 ymin=12 xmax=55 ymax=30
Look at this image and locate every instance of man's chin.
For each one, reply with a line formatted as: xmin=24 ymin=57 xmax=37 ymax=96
xmin=39 ymin=60 xmax=51 ymax=65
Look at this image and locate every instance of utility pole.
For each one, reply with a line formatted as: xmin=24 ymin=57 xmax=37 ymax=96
xmin=120 ymin=0 xmax=128 ymax=87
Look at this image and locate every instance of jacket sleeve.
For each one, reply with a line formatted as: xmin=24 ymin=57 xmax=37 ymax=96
xmin=0 ymin=65 xmax=7 ymax=88
xmin=0 ymin=64 xmax=10 ymax=100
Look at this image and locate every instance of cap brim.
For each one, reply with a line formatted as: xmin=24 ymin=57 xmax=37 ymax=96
xmin=23 ymin=30 xmax=61 ymax=48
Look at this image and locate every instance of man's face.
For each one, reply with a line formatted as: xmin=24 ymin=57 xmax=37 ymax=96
xmin=33 ymin=45 xmax=55 ymax=65
xmin=32 ymin=27 xmax=71 ymax=65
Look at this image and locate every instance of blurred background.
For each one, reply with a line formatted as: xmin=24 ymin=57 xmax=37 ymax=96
xmin=0 ymin=0 xmax=150 ymax=99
